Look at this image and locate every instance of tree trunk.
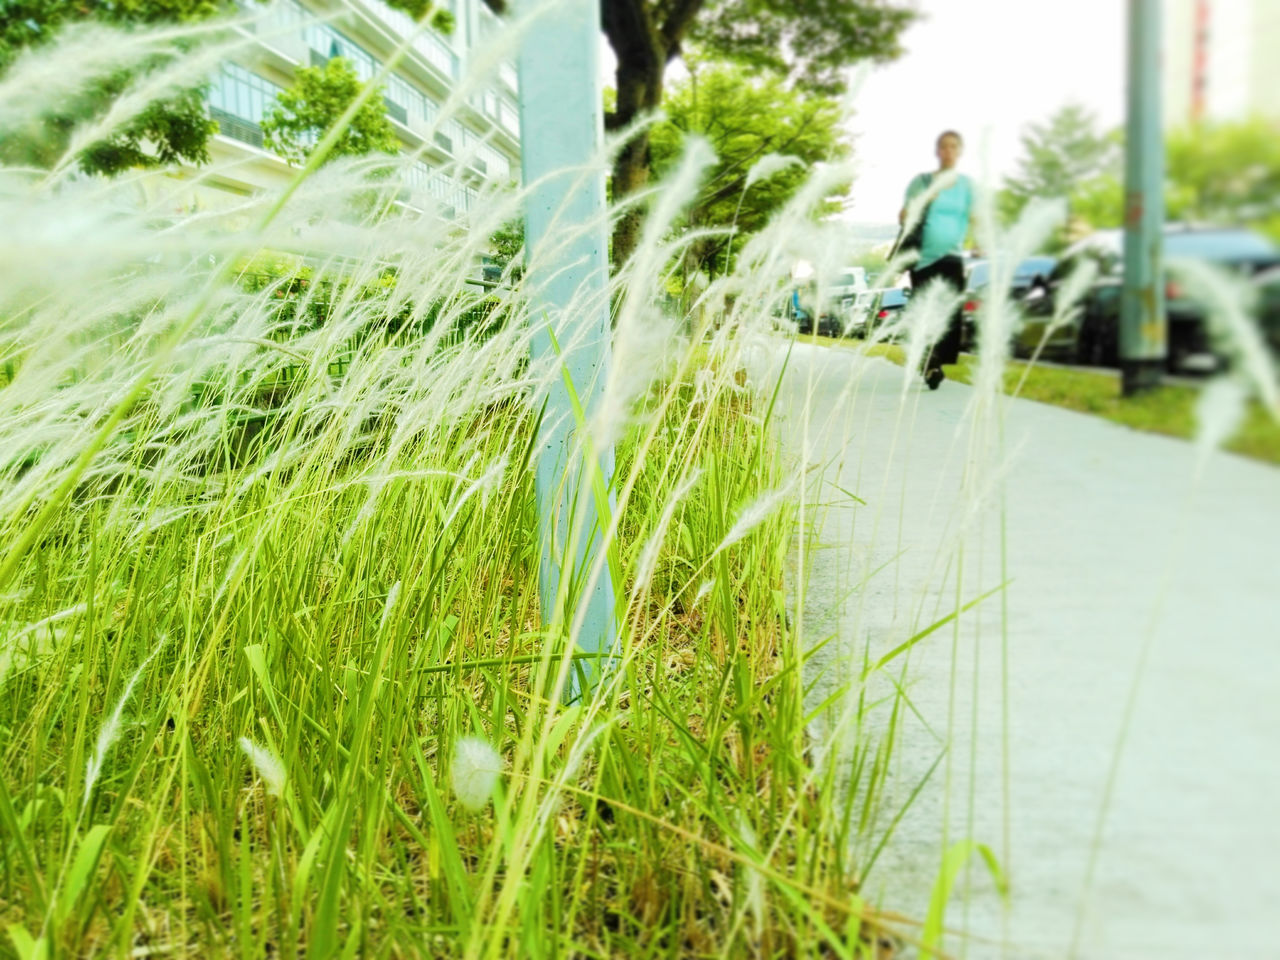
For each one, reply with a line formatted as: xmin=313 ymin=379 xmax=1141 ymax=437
xmin=600 ymin=0 xmax=706 ymax=267
xmin=611 ymin=129 xmax=652 ymax=267
xmin=607 ymin=56 xmax=665 ymax=268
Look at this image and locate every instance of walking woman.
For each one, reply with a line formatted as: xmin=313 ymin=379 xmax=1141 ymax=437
xmin=899 ymin=130 xmax=975 ymax=390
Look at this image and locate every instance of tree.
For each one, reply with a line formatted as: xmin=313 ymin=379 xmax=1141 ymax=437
xmin=0 ymin=0 xmax=228 ymax=173
xmin=998 ymin=103 xmax=1120 ymax=244
xmin=1023 ymin=115 xmax=1280 ymax=246
xmin=597 ymin=0 xmax=914 ymax=265
xmin=1166 ymin=117 xmax=1280 ymax=241
xmin=0 ymin=0 xmax=450 ymax=175
xmin=261 ymin=57 xmax=400 ymax=166
xmin=649 ymin=62 xmax=847 ymax=277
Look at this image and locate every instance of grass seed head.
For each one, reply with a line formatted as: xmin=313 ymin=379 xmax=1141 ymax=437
xmin=238 ymin=737 xmax=286 ymax=797
xmin=452 ymin=736 xmax=502 ymax=812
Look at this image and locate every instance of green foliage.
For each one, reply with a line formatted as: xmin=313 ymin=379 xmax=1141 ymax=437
xmin=487 ymin=216 xmax=525 ymax=272
xmin=649 ymin=63 xmax=848 ymax=275
xmin=1067 ymin=171 xmax=1124 ymax=237
xmin=601 ymin=0 xmax=914 ymax=265
xmin=1003 ymin=109 xmax=1280 ymax=246
xmin=1166 ymin=117 xmax=1280 ymax=241
xmin=0 ymin=0 xmax=454 ymax=174
xmin=382 ymin=0 xmax=455 ymax=33
xmin=0 ymin=0 xmax=227 ymax=173
xmin=686 ymin=0 xmax=915 ymax=95
xmin=260 ymin=57 xmax=399 ymax=167
xmin=997 ymin=104 xmax=1120 ymax=246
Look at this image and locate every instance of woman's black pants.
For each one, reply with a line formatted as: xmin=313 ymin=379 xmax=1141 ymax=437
xmin=909 ymin=254 xmax=966 ymax=369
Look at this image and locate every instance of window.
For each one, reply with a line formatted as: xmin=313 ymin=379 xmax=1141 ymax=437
xmin=404 ymin=158 xmax=435 ymax=194
xmin=386 ymin=74 xmax=414 ymax=108
xmin=208 ymin=63 xmax=283 ymax=148
xmin=499 ymin=61 xmax=518 ymax=93
xmin=498 ymin=98 xmax=519 ymax=137
xmin=367 ymin=0 xmax=459 ymax=78
xmin=261 ymin=0 xmax=308 ymax=46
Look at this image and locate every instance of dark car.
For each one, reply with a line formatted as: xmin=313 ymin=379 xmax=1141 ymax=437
xmin=960 ymin=256 xmax=1057 ymax=352
xmin=1023 ymin=227 xmax=1280 ymax=371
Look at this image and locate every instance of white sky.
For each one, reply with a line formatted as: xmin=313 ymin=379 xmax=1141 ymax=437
xmin=843 ymin=0 xmax=1126 ymax=225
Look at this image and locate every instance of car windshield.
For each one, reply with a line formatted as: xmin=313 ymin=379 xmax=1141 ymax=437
xmin=966 ymin=261 xmax=989 ymax=290
xmin=881 ymin=288 xmax=907 ymax=307
xmin=836 ymin=271 xmax=864 ymax=287
xmin=1015 ymin=257 xmax=1057 ymax=281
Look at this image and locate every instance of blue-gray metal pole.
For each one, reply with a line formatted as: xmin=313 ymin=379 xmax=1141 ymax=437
xmin=516 ymin=0 xmax=617 ymax=699
xmin=1120 ymin=0 xmax=1167 ymax=395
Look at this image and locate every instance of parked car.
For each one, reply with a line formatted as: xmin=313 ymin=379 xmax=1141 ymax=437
xmin=818 ymin=267 xmax=874 ymax=336
xmin=866 ymin=286 xmax=910 ymax=336
xmin=1021 ymin=226 xmax=1280 ymax=371
xmin=790 ymin=285 xmax=844 ymax=337
xmin=960 ymin=256 xmax=1057 ymax=351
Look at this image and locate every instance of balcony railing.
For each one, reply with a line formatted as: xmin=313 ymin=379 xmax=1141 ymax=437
xmin=211 ymin=108 xmax=265 ymax=150
xmin=384 ymin=98 xmax=408 ymax=124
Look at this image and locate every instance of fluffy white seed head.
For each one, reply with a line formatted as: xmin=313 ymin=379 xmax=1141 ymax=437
xmin=1195 ymin=376 xmax=1248 ymax=466
xmin=239 ymin=737 xmax=286 ymax=797
xmin=82 ymin=636 xmax=166 ymax=814
xmin=744 ymin=153 xmax=801 ymax=191
xmin=452 ymin=736 xmax=502 ymax=812
xmin=715 ymin=480 xmax=796 ymax=556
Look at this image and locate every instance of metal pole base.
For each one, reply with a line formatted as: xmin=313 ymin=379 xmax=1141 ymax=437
xmin=1121 ymin=359 xmax=1164 ymax=397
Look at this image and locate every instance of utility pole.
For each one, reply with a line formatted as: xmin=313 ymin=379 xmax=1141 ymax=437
xmin=516 ymin=0 xmax=617 ymax=699
xmin=1120 ymin=0 xmax=1167 ymax=396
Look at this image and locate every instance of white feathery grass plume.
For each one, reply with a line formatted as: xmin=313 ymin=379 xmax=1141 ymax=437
xmin=378 ymin=581 xmax=402 ymax=634
xmin=51 ymin=34 xmax=247 ymax=183
xmin=1171 ymin=257 xmax=1279 ymax=415
xmin=238 ymin=737 xmax=286 ymax=797
xmin=972 ymin=197 xmax=1067 ymax=399
xmin=0 ymin=21 xmax=208 ymax=132
xmin=635 ymin=468 xmax=703 ymax=590
xmin=714 ymin=479 xmax=798 ymax=556
xmin=82 ymin=636 xmax=166 ymax=814
xmin=694 ymin=579 xmax=716 ymax=605
xmin=452 ymin=736 xmax=502 ymax=812
xmin=616 ymin=136 xmax=716 ymax=326
xmin=1049 ymin=258 xmax=1099 ymax=334
xmin=1195 ymin=376 xmax=1248 ymax=465
xmin=744 ymin=153 xmax=801 ymax=191
xmin=737 ymin=158 xmax=859 ymax=275
xmin=595 ymin=305 xmax=682 ymax=449
xmin=900 ymin=280 xmax=961 ymax=388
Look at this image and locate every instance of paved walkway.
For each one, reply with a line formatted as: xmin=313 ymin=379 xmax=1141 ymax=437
xmin=766 ymin=342 xmax=1280 ymax=959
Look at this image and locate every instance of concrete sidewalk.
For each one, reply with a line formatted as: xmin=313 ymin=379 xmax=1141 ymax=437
xmin=770 ymin=342 xmax=1280 ymax=959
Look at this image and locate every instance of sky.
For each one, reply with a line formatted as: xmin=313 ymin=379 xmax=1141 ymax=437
xmin=840 ymin=0 xmax=1126 ymax=227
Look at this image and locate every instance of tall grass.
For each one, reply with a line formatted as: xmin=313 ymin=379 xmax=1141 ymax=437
xmin=9 ymin=8 xmax=1273 ymax=959
xmin=0 ymin=9 xmax=919 ymax=959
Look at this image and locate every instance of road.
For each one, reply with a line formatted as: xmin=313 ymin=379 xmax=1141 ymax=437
xmin=763 ymin=341 xmax=1280 ymax=959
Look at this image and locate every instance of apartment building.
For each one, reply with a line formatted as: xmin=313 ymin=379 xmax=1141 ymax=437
xmin=176 ymin=0 xmax=521 ymax=217
xmin=1164 ymin=0 xmax=1280 ymax=127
